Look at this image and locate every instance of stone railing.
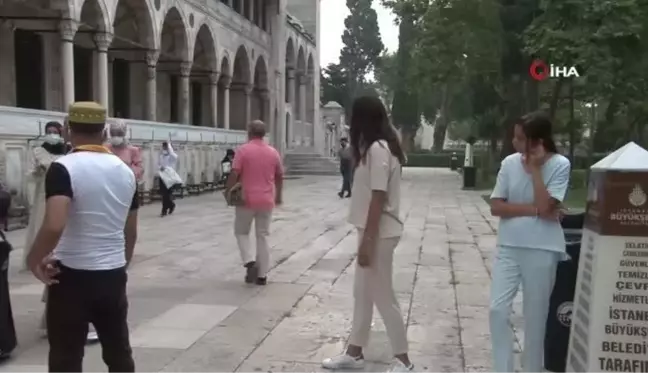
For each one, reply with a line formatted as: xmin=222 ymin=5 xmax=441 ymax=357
xmin=0 ymin=106 xmax=247 ymax=210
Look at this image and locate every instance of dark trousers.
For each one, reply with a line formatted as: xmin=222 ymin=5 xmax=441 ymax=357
xmin=159 ymin=179 xmax=175 ymax=214
xmin=47 ymin=264 xmax=134 ymax=372
xmin=340 ymin=166 xmax=352 ymax=196
xmin=0 ymin=241 xmax=16 ymax=354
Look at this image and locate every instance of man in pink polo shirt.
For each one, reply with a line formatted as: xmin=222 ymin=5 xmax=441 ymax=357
xmin=226 ymin=120 xmax=283 ymax=285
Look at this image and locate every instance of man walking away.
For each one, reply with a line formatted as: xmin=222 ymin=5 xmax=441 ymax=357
xmin=27 ymin=101 xmax=139 ymax=372
xmin=158 ymin=141 xmax=179 ymax=216
xmin=338 ymin=137 xmax=353 ymax=198
xmin=226 ymin=120 xmax=283 ymax=286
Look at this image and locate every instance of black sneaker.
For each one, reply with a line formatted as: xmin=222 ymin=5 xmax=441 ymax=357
xmin=256 ymin=277 xmax=267 ymax=285
xmin=244 ymin=261 xmax=258 ymax=284
xmin=338 ymin=192 xmax=344 ymax=198
xmin=169 ymin=203 xmax=176 ymax=215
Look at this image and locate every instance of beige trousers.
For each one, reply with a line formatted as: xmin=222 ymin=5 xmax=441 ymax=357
xmin=349 ymin=230 xmax=408 ymax=355
xmin=234 ymin=207 xmax=272 ymax=277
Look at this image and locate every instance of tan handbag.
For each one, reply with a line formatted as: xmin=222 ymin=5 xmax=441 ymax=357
xmin=224 ymin=182 xmax=245 ymax=206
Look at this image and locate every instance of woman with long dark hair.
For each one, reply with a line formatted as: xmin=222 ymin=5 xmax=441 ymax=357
xmin=489 ymin=111 xmax=571 ymax=372
xmin=322 ymin=96 xmax=414 ymax=372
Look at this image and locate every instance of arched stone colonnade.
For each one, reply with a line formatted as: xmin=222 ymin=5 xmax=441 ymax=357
xmin=284 ymin=36 xmax=316 ymax=149
xmin=0 ymin=0 xmax=274 ymax=131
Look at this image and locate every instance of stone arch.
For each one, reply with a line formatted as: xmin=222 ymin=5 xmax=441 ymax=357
xmin=229 ymin=45 xmax=252 ymax=130
xmin=111 ymin=0 xmax=156 ymax=51
xmin=306 ymin=52 xmax=315 ymax=128
xmin=216 ymin=54 xmax=231 ymax=128
xmin=252 ymin=55 xmax=269 ymax=124
xmin=159 ymin=6 xmax=190 ymax=63
xmin=284 ymin=37 xmax=295 ymax=105
xmin=294 ymin=46 xmax=306 ymax=123
xmin=285 ymin=37 xmax=296 ymax=69
xmin=192 ymin=23 xmax=219 ymax=73
xmin=109 ymin=0 xmax=157 ymax=118
xmin=72 ymin=0 xmax=111 ymax=102
xmin=220 ymin=54 xmax=231 ymax=78
xmin=187 ymin=23 xmax=219 ymax=126
xmin=253 ymin=55 xmax=268 ymax=90
xmin=232 ymin=45 xmax=252 ymax=84
xmin=77 ymin=0 xmax=111 ymax=32
xmin=157 ymin=6 xmax=190 ymax=123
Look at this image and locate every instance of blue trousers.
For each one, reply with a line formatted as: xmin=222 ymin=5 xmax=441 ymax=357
xmin=489 ymin=246 xmax=560 ymax=372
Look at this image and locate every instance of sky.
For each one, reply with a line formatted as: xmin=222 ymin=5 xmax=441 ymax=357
xmin=319 ymin=0 xmax=399 ymax=68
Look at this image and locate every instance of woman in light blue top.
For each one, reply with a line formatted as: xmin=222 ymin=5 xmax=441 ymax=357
xmin=489 ymin=112 xmax=571 ymax=372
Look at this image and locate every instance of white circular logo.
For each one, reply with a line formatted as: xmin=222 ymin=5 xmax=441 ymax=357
xmin=557 ymin=302 xmax=573 ymax=327
xmin=629 ymin=184 xmax=647 ymax=207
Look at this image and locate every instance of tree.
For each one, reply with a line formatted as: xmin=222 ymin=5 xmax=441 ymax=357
xmin=320 ymin=63 xmax=347 ymax=106
xmin=339 ymin=0 xmax=385 ymax=115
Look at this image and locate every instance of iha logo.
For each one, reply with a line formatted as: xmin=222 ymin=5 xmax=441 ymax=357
xmin=529 ymin=59 xmax=580 ymax=81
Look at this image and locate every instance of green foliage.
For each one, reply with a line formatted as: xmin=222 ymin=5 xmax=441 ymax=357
xmin=340 ymin=0 xmax=385 ymax=91
xmin=320 ymin=63 xmax=347 ymax=106
xmin=381 ymin=0 xmax=648 ymax=160
xmin=320 ymin=0 xmax=385 ymax=115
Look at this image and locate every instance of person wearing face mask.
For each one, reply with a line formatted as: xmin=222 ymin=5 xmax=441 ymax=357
xmin=24 ymin=121 xmax=67 ymax=271
xmin=105 ymin=120 xmax=144 ymax=182
xmin=489 ymin=112 xmax=571 ymax=372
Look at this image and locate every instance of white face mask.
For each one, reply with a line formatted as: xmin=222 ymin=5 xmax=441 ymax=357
xmin=110 ymin=136 xmax=125 ymax=146
xmin=44 ymin=134 xmax=62 ymax=145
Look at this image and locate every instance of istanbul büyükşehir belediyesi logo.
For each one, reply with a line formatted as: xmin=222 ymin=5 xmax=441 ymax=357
xmin=529 ymin=59 xmax=580 ymax=81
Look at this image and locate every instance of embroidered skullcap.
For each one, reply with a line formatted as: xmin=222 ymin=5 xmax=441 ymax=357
xmin=110 ymin=119 xmax=127 ymax=132
xmin=68 ymin=101 xmax=106 ymax=124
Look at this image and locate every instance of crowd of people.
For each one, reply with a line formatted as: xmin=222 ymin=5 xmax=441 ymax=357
xmin=0 ymin=95 xmax=571 ymax=373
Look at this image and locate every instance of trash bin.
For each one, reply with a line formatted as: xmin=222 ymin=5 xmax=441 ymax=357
xmin=0 ymin=232 xmax=16 ymax=358
xmin=463 ymin=166 xmax=477 ymax=188
xmin=450 ymin=153 xmax=458 ymax=171
xmin=544 ymin=212 xmax=584 ymax=372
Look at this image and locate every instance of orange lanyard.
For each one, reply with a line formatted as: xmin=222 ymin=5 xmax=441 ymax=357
xmin=72 ymin=145 xmax=112 ymax=154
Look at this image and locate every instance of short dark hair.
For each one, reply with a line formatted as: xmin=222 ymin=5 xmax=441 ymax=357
xmin=68 ymin=121 xmax=105 ymax=135
xmin=162 ymin=141 xmax=168 ymax=147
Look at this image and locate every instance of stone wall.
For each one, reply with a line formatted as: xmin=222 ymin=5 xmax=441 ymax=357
xmin=0 ymin=106 xmax=247 ymax=208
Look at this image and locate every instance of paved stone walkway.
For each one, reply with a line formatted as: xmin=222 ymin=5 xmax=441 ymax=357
xmin=0 ymin=168 xmax=523 ymax=372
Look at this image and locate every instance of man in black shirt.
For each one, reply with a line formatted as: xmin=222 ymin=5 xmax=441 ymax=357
xmin=27 ymin=102 xmax=139 ymax=372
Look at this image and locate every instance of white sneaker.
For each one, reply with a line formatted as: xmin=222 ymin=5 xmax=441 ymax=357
xmin=387 ymin=360 xmax=414 ymax=372
xmin=322 ymin=354 xmax=365 ymax=370
xmin=86 ymin=331 xmax=99 ymax=342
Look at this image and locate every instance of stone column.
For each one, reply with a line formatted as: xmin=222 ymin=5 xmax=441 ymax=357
xmin=145 ymin=50 xmax=159 ymax=121
xmin=243 ymin=84 xmax=254 ymax=125
xmin=250 ymin=0 xmax=255 ymax=24
xmin=221 ymin=75 xmax=231 ymax=129
xmin=260 ymin=89 xmax=270 ymax=124
xmin=59 ymin=21 xmax=77 ymax=109
xmin=94 ymin=33 xmax=112 ymax=111
xmin=286 ymin=68 xmax=295 ymax=108
xmin=179 ymin=61 xmax=191 ymax=124
xmin=298 ymin=73 xmax=307 ymax=122
xmin=209 ymin=72 xmax=220 ymax=127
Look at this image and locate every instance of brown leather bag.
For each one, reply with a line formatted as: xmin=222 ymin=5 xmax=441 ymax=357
xmin=224 ymin=183 xmax=245 ymax=206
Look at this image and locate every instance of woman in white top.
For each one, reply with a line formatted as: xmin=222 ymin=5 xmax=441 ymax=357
xmin=489 ymin=112 xmax=570 ymax=372
xmin=322 ymin=96 xmax=414 ymax=373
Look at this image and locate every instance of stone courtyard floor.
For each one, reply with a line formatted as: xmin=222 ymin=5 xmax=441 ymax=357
xmin=0 ymin=168 xmax=525 ymax=372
